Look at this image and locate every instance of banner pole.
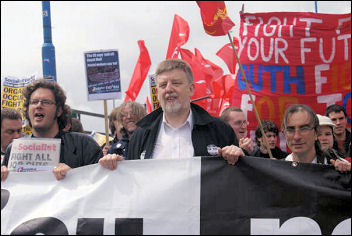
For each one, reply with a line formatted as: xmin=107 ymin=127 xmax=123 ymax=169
xmin=103 ymin=99 xmax=109 ymax=146
xmin=227 ymin=32 xmax=274 ymax=160
xmin=191 ymin=95 xmax=209 ymax=103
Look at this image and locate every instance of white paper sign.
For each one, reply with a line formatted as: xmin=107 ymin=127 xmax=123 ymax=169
xmin=7 ymin=138 xmax=61 ymax=172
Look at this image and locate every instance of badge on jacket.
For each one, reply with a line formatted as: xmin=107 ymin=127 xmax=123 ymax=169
xmin=207 ymin=144 xmax=219 ymax=156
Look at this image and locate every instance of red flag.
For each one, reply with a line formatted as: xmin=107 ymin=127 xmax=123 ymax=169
xmin=216 ymin=37 xmax=239 ymax=74
xmin=124 ymin=94 xmax=133 ymax=102
xmin=194 ymin=48 xmax=223 ymax=83
xmin=180 ymin=48 xmax=223 ymax=116
xmin=180 ymin=48 xmax=209 ymax=109
xmin=217 ymin=98 xmax=230 ymax=116
xmin=166 ymin=14 xmax=190 ymax=59
xmin=211 ymin=74 xmax=235 ymax=99
xmin=196 ymin=1 xmax=235 ymax=36
xmin=146 ymin=96 xmax=152 ymax=114
xmin=124 ymin=40 xmax=151 ymax=101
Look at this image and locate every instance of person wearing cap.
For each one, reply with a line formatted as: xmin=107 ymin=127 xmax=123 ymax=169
xmin=317 ymin=114 xmax=346 ymax=159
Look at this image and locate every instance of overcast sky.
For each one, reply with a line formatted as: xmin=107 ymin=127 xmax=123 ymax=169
xmin=1 ymin=1 xmax=350 ymax=133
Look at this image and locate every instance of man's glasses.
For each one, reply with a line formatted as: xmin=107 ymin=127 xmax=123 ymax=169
xmin=120 ymin=112 xmax=135 ymax=119
xmin=29 ymin=99 xmax=56 ymax=107
xmin=233 ymin=120 xmax=248 ymax=126
xmin=284 ymin=126 xmax=314 ymax=136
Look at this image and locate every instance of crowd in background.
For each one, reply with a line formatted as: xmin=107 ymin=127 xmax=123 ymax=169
xmin=1 ymin=59 xmax=351 ymax=182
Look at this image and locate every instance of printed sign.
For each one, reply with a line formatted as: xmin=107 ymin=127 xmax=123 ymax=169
xmin=7 ymin=138 xmax=61 ymax=172
xmin=149 ymin=74 xmax=160 ymax=111
xmin=90 ymin=131 xmax=113 ymax=147
xmin=84 ymin=50 xmax=121 ymax=101
xmin=1 ymin=75 xmax=35 ymax=118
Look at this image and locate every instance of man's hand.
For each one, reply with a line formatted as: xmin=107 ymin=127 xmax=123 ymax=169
xmin=1 ymin=166 xmax=9 ymax=181
xmin=102 ymin=144 xmax=110 ymax=156
xmin=218 ymin=145 xmax=244 ymax=165
xmin=99 ymin=154 xmax=124 ymax=170
xmin=330 ymin=159 xmax=351 ymax=173
xmin=239 ymin=137 xmax=254 ymax=154
xmin=53 ymin=163 xmax=72 ymax=181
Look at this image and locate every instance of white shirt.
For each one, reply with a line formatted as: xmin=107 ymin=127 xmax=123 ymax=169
xmin=285 ymin=153 xmax=327 ymax=164
xmin=151 ymin=110 xmax=194 ymax=160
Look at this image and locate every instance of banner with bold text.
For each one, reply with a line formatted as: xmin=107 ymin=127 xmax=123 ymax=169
xmin=1 ymin=157 xmax=351 ymax=235
xmin=231 ymin=12 xmax=351 ymax=148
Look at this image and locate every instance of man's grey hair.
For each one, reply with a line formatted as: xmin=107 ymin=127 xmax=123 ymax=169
xmin=155 ymin=59 xmax=193 ymax=83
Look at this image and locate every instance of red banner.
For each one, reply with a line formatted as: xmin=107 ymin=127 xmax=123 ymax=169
xmin=231 ymin=12 xmax=351 ymax=146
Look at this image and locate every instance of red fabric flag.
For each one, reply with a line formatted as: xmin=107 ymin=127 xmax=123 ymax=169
xmin=146 ymin=96 xmax=152 ymax=114
xmin=217 ymin=97 xmax=230 ymax=116
xmin=194 ymin=48 xmax=223 ymax=83
xmin=193 ymin=48 xmax=224 ymax=116
xmin=166 ymin=14 xmax=190 ymax=59
xmin=216 ymin=37 xmax=239 ymax=74
xmin=180 ymin=48 xmax=209 ymax=108
xmin=124 ymin=94 xmax=133 ymax=102
xmin=211 ymin=74 xmax=235 ymax=99
xmin=196 ymin=1 xmax=235 ymax=36
xmin=124 ymin=40 xmax=151 ymax=102
xmin=180 ymin=48 xmax=224 ymax=116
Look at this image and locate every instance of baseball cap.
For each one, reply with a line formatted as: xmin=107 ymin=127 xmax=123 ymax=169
xmin=317 ymin=114 xmax=335 ymax=127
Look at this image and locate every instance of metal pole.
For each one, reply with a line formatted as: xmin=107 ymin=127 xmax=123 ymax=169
xmin=42 ymin=1 xmax=57 ymax=81
xmin=315 ymin=1 xmax=318 ymax=13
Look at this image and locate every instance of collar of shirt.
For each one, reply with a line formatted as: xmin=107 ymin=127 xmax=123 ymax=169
xmin=161 ymin=109 xmax=194 ymax=132
xmin=151 ymin=110 xmax=194 ymax=160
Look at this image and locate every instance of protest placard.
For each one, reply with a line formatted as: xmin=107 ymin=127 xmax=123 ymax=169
xmin=7 ymin=138 xmax=61 ymax=172
xmin=1 ymin=75 xmax=35 ymax=117
xmin=84 ymin=50 xmax=121 ymax=101
xmin=90 ymin=131 xmax=113 ymax=147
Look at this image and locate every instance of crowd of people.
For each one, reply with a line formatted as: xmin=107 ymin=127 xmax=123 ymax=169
xmin=1 ymin=59 xmax=351 ymax=182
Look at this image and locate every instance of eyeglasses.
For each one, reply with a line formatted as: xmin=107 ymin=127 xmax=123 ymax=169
xmin=29 ymin=99 xmax=56 ymax=107
xmin=233 ymin=120 xmax=248 ymax=126
xmin=120 ymin=112 xmax=135 ymax=118
xmin=284 ymin=126 xmax=314 ymax=136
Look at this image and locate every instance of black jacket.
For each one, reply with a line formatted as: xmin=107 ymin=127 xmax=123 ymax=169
xmin=3 ymin=130 xmax=103 ymax=168
xmin=344 ymin=129 xmax=351 ymax=157
xmin=127 ymin=103 xmax=238 ymax=160
xmin=250 ymin=146 xmax=289 ymax=160
xmin=107 ymin=134 xmax=129 ymax=158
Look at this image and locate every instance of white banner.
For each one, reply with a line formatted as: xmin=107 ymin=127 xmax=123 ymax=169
xmin=1 ymin=158 xmax=201 ymax=235
xmin=1 ymin=157 xmax=350 ymax=235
